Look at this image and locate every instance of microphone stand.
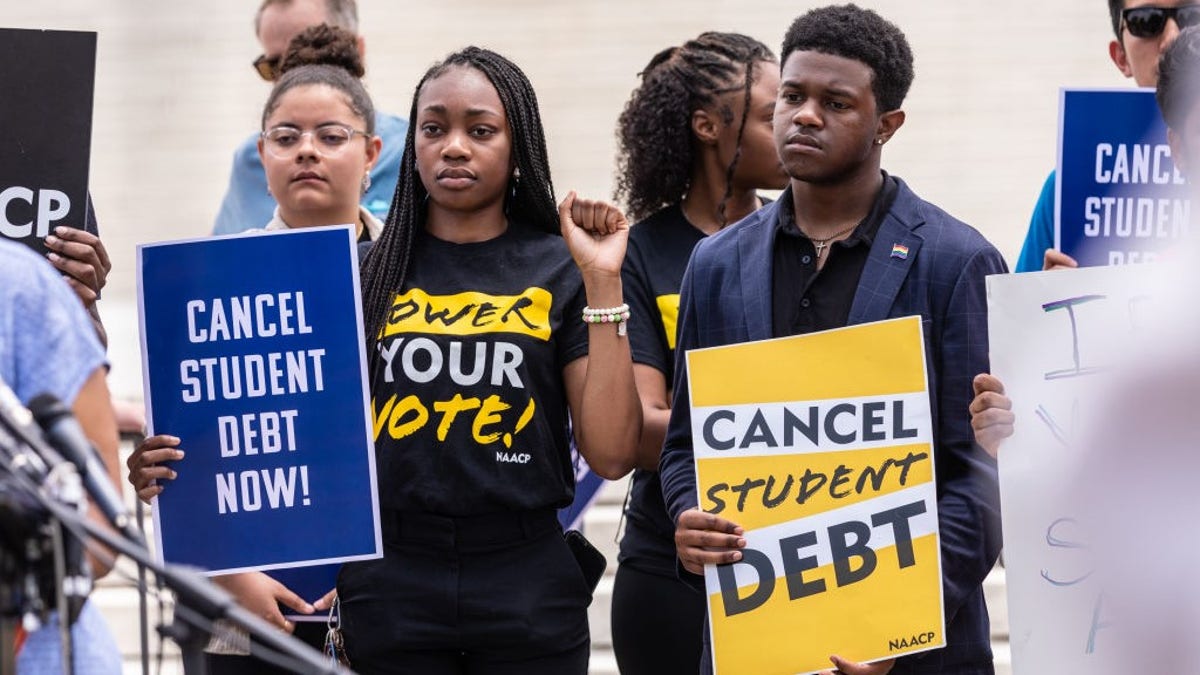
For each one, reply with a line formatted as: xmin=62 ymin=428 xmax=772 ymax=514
xmin=134 ymin=496 xmax=150 ymax=675
xmin=46 ymin=462 xmax=89 ymax=675
xmin=9 ymin=467 xmax=348 ymax=675
xmin=0 ymin=425 xmax=82 ymax=675
xmin=49 ymin=523 xmax=71 ymax=675
xmin=0 ymin=387 xmax=344 ymax=674
xmin=59 ymin=500 xmax=345 ymax=674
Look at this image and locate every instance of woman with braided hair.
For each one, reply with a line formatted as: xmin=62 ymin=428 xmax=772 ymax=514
xmin=337 ymin=46 xmax=640 ymax=673
xmin=611 ymin=31 xmax=787 ymax=675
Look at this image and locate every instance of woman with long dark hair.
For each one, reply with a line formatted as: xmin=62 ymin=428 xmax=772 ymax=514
xmin=338 ymin=46 xmax=640 ymax=674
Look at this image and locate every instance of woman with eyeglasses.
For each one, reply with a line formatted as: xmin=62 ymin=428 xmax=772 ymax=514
xmin=212 ymin=1 xmax=407 ymax=236
xmin=255 ymin=25 xmax=384 ymax=245
xmin=127 ymin=24 xmax=381 ymax=674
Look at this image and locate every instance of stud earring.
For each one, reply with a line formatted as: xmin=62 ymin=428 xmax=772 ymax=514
xmin=875 ymin=138 xmax=885 ymax=145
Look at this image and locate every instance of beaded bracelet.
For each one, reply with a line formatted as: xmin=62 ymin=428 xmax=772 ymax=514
xmin=582 ymin=304 xmax=631 ymax=336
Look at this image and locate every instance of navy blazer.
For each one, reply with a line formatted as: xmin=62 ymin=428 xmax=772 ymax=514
xmin=659 ymin=178 xmax=1006 ymax=675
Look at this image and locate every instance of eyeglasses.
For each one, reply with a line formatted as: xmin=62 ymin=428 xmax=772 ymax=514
xmin=253 ymin=54 xmax=282 ymax=81
xmin=261 ymin=124 xmax=370 ymax=159
xmin=1121 ymin=4 xmax=1200 ymax=38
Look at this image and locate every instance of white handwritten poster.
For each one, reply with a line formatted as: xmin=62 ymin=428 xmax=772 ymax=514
xmin=986 ymin=265 xmax=1163 ymax=673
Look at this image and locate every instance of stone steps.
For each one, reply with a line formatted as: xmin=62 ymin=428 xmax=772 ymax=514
xmin=96 ymin=455 xmax=1011 ymax=674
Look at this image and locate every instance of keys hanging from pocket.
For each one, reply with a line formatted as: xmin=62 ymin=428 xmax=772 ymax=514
xmin=323 ymin=596 xmax=350 ymax=667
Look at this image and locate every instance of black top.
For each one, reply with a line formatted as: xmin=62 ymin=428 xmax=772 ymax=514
xmin=618 ymin=204 xmax=707 ymax=576
xmin=85 ymin=193 xmax=98 ymax=236
xmin=370 ymin=222 xmax=589 ymax=516
xmin=771 ymin=173 xmax=898 ymax=337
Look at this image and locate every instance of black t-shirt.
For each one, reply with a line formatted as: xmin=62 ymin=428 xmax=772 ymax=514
xmin=618 ymin=204 xmax=709 ymax=576
xmin=771 ymin=174 xmax=898 ymax=337
xmin=371 ymin=223 xmax=589 ymax=516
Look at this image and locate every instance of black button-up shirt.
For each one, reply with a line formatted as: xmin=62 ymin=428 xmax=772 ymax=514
xmin=771 ymin=173 xmax=899 ymax=337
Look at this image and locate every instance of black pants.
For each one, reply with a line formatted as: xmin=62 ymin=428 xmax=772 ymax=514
xmin=337 ymin=509 xmax=591 ymax=675
xmin=611 ymin=563 xmax=707 ymax=675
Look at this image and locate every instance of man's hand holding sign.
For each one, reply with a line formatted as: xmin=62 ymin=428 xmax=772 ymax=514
xmin=676 ymin=509 xmax=746 ymax=574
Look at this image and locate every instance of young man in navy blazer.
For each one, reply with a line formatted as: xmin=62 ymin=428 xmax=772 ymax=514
xmin=658 ymin=6 xmax=1007 ymax=674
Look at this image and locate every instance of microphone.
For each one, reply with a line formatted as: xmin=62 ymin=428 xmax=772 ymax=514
xmin=0 ymin=382 xmax=61 ymax=480
xmin=28 ymin=394 xmax=144 ymax=545
xmin=0 ymin=382 xmax=91 ymax=625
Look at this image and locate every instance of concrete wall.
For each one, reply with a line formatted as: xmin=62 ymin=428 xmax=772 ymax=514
xmin=4 ymin=0 xmax=1129 ymax=394
xmin=2 ymin=3 xmax=1130 ymax=671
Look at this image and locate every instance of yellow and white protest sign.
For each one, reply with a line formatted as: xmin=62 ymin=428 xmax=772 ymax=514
xmin=687 ymin=316 xmax=945 ymax=675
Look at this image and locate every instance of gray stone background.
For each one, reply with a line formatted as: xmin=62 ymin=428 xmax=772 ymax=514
xmin=3 ymin=0 xmax=1124 ymax=401
xmin=1 ymin=1 xmax=1129 ymax=672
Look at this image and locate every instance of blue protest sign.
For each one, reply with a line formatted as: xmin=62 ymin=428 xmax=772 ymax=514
xmin=138 ymin=226 xmax=381 ymax=574
xmin=272 ymin=565 xmax=340 ymax=621
xmin=1056 ymin=88 xmax=1192 ymax=266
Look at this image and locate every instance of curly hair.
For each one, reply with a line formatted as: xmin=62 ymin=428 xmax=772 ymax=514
xmin=781 ymin=4 xmax=914 ymax=112
xmin=360 ymin=47 xmax=558 ymax=354
xmin=261 ymin=23 xmax=375 ymax=133
xmin=1157 ymin=27 xmax=1200 ymax=129
xmin=614 ymin=32 xmax=775 ymax=224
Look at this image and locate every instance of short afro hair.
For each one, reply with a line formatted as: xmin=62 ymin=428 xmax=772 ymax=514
xmin=780 ymin=4 xmax=914 ymax=112
xmin=1157 ymin=27 xmax=1200 ymax=129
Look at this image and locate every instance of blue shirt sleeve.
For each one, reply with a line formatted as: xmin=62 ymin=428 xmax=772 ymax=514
xmin=2 ymin=241 xmax=107 ymax=405
xmin=1014 ymin=171 xmax=1057 ymax=273
xmin=17 ymin=601 xmax=121 ymax=674
xmin=361 ymin=113 xmax=408 ymax=220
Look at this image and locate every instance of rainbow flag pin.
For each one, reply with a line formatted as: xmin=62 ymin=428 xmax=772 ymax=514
xmin=890 ymin=243 xmax=909 ymax=260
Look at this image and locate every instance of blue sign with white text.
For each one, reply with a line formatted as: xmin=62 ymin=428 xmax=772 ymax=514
xmin=138 ymin=226 xmax=381 ymax=574
xmin=1057 ymin=88 xmax=1192 ymax=266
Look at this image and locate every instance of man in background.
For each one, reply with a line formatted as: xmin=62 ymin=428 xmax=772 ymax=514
xmin=211 ymin=0 xmax=406 ymax=235
xmin=1014 ymin=0 xmax=1197 ymax=271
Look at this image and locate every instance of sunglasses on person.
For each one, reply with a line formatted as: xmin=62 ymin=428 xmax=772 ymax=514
xmin=1122 ymin=4 xmax=1200 ymax=38
xmin=253 ymin=54 xmax=282 ymax=81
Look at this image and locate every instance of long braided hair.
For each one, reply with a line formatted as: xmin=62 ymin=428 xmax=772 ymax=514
xmin=360 ymin=46 xmax=557 ymax=358
xmin=614 ymin=32 xmax=775 ymax=224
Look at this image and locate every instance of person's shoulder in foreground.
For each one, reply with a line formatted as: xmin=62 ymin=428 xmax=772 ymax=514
xmin=0 ymin=238 xmax=107 ymax=403
xmin=0 ymin=242 xmax=118 ymax=674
